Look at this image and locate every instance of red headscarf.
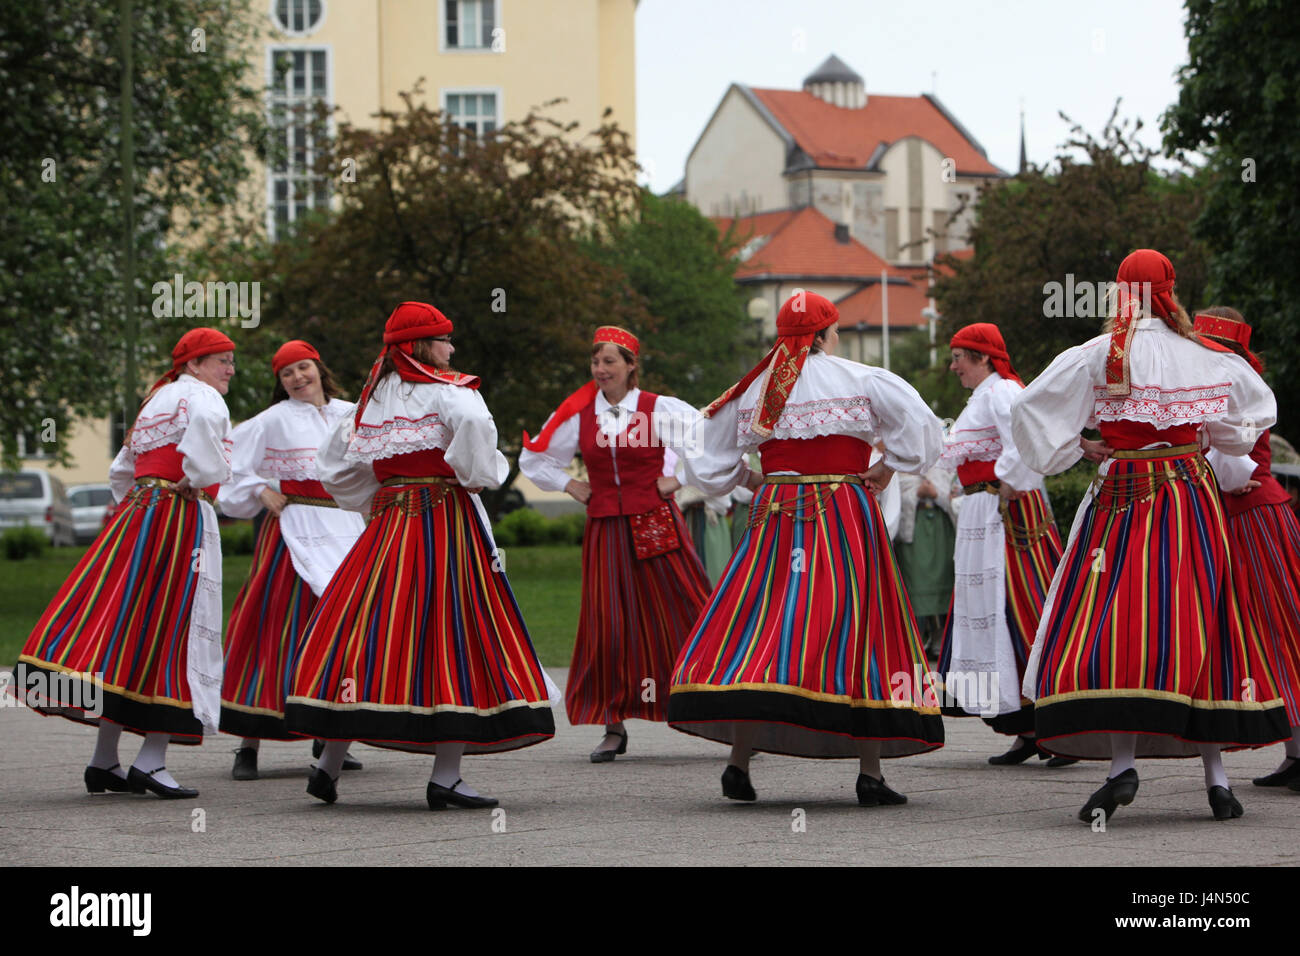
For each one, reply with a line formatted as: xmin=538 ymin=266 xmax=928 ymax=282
xmin=1193 ymin=312 xmax=1263 ymax=373
xmin=353 ymin=302 xmax=479 ymax=427
xmin=127 ymin=327 xmax=236 ymax=445
xmin=703 ymin=290 xmax=838 ymax=438
xmin=272 ymin=339 xmax=321 ymax=376
xmin=949 ymin=323 xmax=1023 ymax=386
xmin=1106 ymin=249 xmax=1180 ymax=396
xmin=522 ymin=326 xmax=643 ymax=452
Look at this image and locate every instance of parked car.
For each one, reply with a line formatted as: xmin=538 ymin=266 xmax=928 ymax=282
xmin=0 ymin=470 xmax=76 ymax=547
xmin=68 ymin=483 xmax=115 ymax=544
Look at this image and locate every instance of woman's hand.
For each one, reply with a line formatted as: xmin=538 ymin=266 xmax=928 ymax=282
xmin=258 ymin=485 xmax=287 ymax=516
xmin=656 ymin=475 xmax=682 ymax=499
xmin=744 ymin=469 xmax=764 ymax=492
xmin=565 ymin=479 xmax=592 ymax=505
xmin=1079 ymin=437 xmax=1114 ymax=463
xmin=863 ymin=460 xmax=895 ymax=496
xmin=917 ymin=478 xmax=938 ymax=499
xmin=1227 ymin=479 xmax=1261 ymax=496
xmin=173 ymin=476 xmax=199 ymax=502
xmin=998 ymin=482 xmax=1028 ymax=502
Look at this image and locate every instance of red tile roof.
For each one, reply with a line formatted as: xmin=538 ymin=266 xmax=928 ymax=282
xmin=715 ymin=206 xmax=892 ymax=280
xmin=749 ymin=88 xmax=1002 ymax=176
xmin=835 ymin=281 xmax=932 ymax=329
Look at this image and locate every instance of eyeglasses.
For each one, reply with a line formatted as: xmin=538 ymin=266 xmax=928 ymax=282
xmin=431 ymin=336 xmax=452 ymax=344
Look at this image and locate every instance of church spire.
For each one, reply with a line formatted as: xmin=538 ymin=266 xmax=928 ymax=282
xmin=1018 ymin=102 xmax=1027 ymax=174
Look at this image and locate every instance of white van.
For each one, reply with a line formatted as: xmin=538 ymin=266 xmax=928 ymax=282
xmin=0 ymin=471 xmax=76 ymax=546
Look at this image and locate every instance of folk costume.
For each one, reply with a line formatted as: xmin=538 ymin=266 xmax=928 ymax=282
xmin=1013 ymin=251 xmax=1288 ymax=821
xmin=217 ymin=341 xmax=366 ymax=746
xmin=15 ymin=328 xmax=234 ymax=797
xmin=285 ymin=303 xmax=555 ymax=807
xmin=1194 ymin=312 xmax=1300 ymax=788
xmin=668 ymin=292 xmax=945 ymax=799
xmin=520 ymin=327 xmax=710 ymax=746
xmin=936 ymin=324 xmax=1064 ymax=752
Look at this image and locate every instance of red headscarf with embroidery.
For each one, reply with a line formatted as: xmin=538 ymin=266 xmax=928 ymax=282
xmin=1105 ymin=249 xmax=1182 ymax=396
xmin=522 ymin=326 xmax=641 ymax=453
xmin=702 ymin=291 xmax=838 ymax=438
xmin=354 ymin=302 xmax=479 ymax=427
xmin=272 ymin=339 xmax=321 ymax=376
xmin=1193 ymin=311 xmax=1263 ymax=373
xmin=949 ymin=323 xmax=1023 ymax=386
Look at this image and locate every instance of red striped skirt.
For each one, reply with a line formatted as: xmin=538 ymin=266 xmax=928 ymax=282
xmin=284 ymin=482 xmax=555 ymax=754
xmin=566 ymin=505 xmax=711 ymax=725
xmin=1032 ymin=453 xmax=1289 ymax=758
xmin=14 ymin=484 xmax=207 ymax=742
xmin=668 ymin=479 xmax=944 ymax=758
xmin=937 ymin=489 xmax=1062 ymax=735
xmin=1226 ymin=502 xmax=1300 ymax=727
xmin=220 ymin=515 xmax=317 ymax=740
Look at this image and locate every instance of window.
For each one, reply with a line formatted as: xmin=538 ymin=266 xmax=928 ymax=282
xmin=272 ymin=0 xmax=324 ymax=35
xmin=444 ymin=0 xmax=497 ymax=50
xmin=268 ymin=47 xmax=330 ymax=239
xmin=444 ymin=90 xmax=499 ymax=138
xmin=16 ymin=430 xmax=52 ymax=461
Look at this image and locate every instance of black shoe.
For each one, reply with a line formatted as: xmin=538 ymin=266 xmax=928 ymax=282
xmin=1252 ymin=758 xmax=1300 ymax=787
xmin=312 ymin=740 xmax=363 ymax=771
xmin=721 ymin=765 xmax=756 ymax=802
xmin=426 ymin=779 xmax=499 ymax=810
xmin=1045 ymin=756 xmax=1079 ymax=768
xmin=84 ymin=764 xmax=133 ymax=794
xmin=1078 ymin=768 xmax=1138 ymax=823
xmin=231 ymin=747 xmax=259 ymax=781
xmin=127 ymin=766 xmax=198 ymax=800
xmin=856 ymin=773 xmax=907 ymax=806
xmin=589 ymin=728 xmax=628 ymax=763
xmin=306 ymin=767 xmax=338 ymax=804
xmin=988 ymin=737 xmax=1040 ymax=765
xmin=1208 ymin=786 xmax=1244 ymax=820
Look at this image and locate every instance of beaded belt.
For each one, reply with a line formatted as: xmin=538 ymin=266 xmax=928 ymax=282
xmin=997 ymin=495 xmax=1055 ymax=551
xmin=750 ymin=474 xmax=862 ymax=528
xmin=372 ymin=476 xmax=458 ymax=518
xmin=282 ymin=494 xmax=337 ymax=509
xmin=962 ymin=480 xmax=1001 ymax=495
xmin=1090 ymin=453 xmax=1209 ymax=513
xmin=133 ymin=476 xmax=214 ymax=506
xmin=1109 ymin=443 xmax=1199 ymax=460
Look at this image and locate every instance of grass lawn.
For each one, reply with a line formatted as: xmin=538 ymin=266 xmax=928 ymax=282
xmin=1 ymin=544 xmax=580 ymax=670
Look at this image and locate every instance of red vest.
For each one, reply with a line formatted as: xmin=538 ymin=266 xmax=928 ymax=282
xmin=135 ymin=444 xmax=220 ymax=500
xmin=580 ymin=391 xmax=666 ymax=517
xmin=759 ymin=434 xmax=872 ymax=475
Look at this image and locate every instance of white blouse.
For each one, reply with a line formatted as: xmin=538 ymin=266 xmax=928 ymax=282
xmin=1011 ymin=319 xmax=1277 ymax=476
xmin=940 ymin=372 xmax=1042 ymax=492
xmin=109 ymin=375 xmax=232 ymax=500
xmin=684 ymin=353 xmax=945 ymax=497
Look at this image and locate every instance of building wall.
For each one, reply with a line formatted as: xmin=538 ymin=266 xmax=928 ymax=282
xmin=21 ymin=417 xmax=115 ymax=487
xmin=686 ymin=86 xmax=788 ymax=218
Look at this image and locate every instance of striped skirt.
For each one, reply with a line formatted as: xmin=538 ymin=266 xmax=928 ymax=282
xmin=14 ymin=484 xmax=209 ymax=741
xmin=1226 ymin=502 xmax=1300 ymax=727
xmin=668 ymin=479 xmax=944 ymax=758
xmin=284 ymin=482 xmax=555 ymax=754
xmin=1030 ymin=453 xmax=1290 ymax=758
xmin=937 ymin=489 xmax=1062 ymax=735
xmin=220 ymin=515 xmax=317 ymax=740
xmin=566 ymin=506 xmax=711 ymax=725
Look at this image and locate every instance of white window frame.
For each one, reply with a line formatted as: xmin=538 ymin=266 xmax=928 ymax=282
xmin=268 ymin=0 xmax=327 ymax=37
xmin=438 ymin=0 xmax=503 ymax=53
xmin=441 ymin=87 xmax=504 ymax=139
xmin=265 ymin=44 xmax=334 ymax=240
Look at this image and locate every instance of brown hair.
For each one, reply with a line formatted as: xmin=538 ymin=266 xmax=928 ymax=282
xmin=272 ymin=357 xmax=344 ymax=404
xmin=378 ymin=339 xmax=440 ymax=380
xmin=809 ymin=322 xmax=837 ymax=355
xmin=1102 ymin=290 xmax=1196 ymax=340
xmin=591 ymin=341 xmax=638 ymax=389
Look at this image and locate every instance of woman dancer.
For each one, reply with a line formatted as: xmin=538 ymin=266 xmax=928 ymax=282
xmin=519 ymin=327 xmax=710 ymax=761
xmin=218 ymin=340 xmax=366 ymax=779
xmin=1193 ymin=307 xmax=1300 ymax=791
xmin=14 ymin=327 xmax=234 ymax=798
xmin=668 ymin=292 xmax=945 ymax=805
xmin=1013 ymin=250 xmax=1289 ymax=822
xmin=936 ymin=324 xmax=1068 ymax=766
xmin=285 ymin=302 xmax=555 ymax=808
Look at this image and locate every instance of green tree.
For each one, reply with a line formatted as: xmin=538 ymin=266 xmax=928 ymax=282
xmin=1162 ymin=0 xmax=1300 ymax=445
xmin=932 ymin=105 xmax=1208 ymax=382
xmin=0 ymin=0 xmax=267 ymax=466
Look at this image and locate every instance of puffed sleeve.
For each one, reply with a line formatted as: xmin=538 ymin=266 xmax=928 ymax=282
xmin=317 ymin=415 xmax=380 ymax=514
xmin=1202 ymin=355 xmax=1277 ymax=456
xmin=178 ymin=389 xmax=233 ymax=488
xmin=440 ymin=387 xmax=510 ymax=489
xmin=682 ymin=397 xmax=749 ymax=497
xmin=1011 ymin=346 xmax=1092 ymax=476
xmin=108 ymin=444 xmax=136 ymax=503
xmin=1205 ymin=447 xmax=1259 ymax=494
xmin=518 ymin=410 xmax=580 ymax=493
xmin=863 ymin=368 xmax=944 ymax=475
xmin=652 ymin=396 xmax=705 ymax=458
xmin=989 ymin=380 xmax=1042 ymax=490
xmin=218 ymin=413 xmax=273 ymax=519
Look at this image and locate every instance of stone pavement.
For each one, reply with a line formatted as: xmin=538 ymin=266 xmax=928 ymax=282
xmin=2 ymin=667 xmax=1299 ymax=867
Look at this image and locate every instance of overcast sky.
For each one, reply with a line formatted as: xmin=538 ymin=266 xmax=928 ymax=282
xmin=635 ymin=0 xmax=1192 ymax=193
